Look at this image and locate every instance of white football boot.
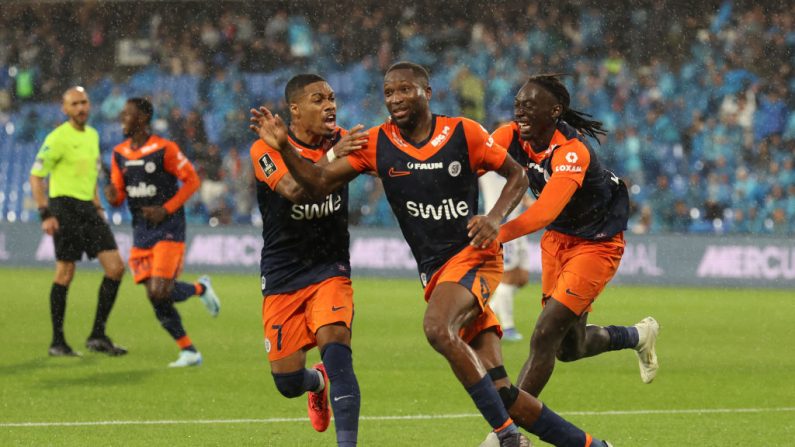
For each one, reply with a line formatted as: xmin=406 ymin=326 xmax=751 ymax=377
xmin=198 ymin=275 xmax=221 ymax=317
xmin=480 ymin=432 xmax=500 ymax=447
xmin=634 ymin=316 xmax=659 ymax=383
xmin=168 ymin=349 xmax=203 ymax=368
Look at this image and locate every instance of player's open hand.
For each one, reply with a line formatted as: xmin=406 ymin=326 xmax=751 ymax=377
xmin=467 ymin=214 xmax=500 ymax=249
xmin=250 ymin=107 xmax=288 ymax=152
xmin=331 ymin=124 xmax=368 ymax=158
xmin=41 ymin=216 xmax=59 ymax=236
xmin=141 ymin=206 xmax=168 ymax=225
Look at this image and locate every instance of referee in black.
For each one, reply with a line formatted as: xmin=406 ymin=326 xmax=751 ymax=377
xmin=29 ymin=86 xmax=127 ymax=357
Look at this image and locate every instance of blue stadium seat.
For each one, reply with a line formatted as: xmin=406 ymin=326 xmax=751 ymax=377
xmin=157 ymin=75 xmax=200 ymax=112
xmin=243 ymin=73 xmax=284 ymax=104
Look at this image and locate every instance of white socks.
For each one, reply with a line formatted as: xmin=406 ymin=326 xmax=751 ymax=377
xmin=489 ymin=283 xmax=517 ymax=329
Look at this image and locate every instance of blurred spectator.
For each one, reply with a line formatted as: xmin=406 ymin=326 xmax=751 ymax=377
xmin=452 ymin=66 xmax=485 ymax=123
xmin=670 ymin=200 xmax=694 ymax=233
xmin=0 ymin=0 xmax=792 ymax=232
xmin=648 ymin=175 xmax=676 ymax=232
xmin=196 ymin=144 xmax=228 ymax=221
xmin=629 ymin=205 xmax=654 ymax=234
xmin=183 ymin=110 xmax=208 ymax=151
xmin=100 ymin=87 xmax=126 ymax=122
xmin=222 ymin=146 xmax=254 ymax=222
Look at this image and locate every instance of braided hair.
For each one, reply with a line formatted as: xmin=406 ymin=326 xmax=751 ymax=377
xmin=526 ymin=74 xmax=607 ymax=140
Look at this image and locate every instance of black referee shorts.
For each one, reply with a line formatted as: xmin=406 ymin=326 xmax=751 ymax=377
xmin=49 ymin=196 xmax=118 ymax=262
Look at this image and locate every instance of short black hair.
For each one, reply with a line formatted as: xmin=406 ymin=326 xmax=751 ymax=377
xmin=386 ymin=61 xmax=430 ymax=87
xmin=285 ymin=74 xmax=327 ymax=103
xmin=127 ymin=97 xmax=153 ymax=123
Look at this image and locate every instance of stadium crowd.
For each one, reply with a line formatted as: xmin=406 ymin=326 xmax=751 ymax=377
xmin=1 ymin=0 xmax=793 ymax=234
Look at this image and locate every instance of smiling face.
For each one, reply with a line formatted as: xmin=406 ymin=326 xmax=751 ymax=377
xmin=383 ymin=68 xmax=431 ymax=131
xmin=121 ymin=102 xmax=146 ymax=138
xmin=291 ymin=81 xmax=337 ymax=138
xmin=513 ymin=82 xmax=561 ymax=142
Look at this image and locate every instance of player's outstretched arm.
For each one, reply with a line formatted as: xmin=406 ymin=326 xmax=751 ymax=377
xmin=250 ymin=106 xmax=360 ymax=197
xmin=468 ymin=154 xmax=527 ymax=248
xmin=319 ymin=124 xmax=368 ymax=164
xmin=498 ymin=141 xmax=588 ymax=243
xmin=498 ymin=176 xmax=578 ymax=243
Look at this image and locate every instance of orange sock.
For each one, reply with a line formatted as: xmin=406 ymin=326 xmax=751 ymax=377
xmin=194 ymin=282 xmax=204 ymax=295
xmin=585 ymin=433 xmax=593 ymax=447
xmin=176 ymin=335 xmax=193 ymax=350
xmin=494 ymin=418 xmax=515 ymax=433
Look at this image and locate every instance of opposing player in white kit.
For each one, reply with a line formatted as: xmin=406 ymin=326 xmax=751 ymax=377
xmin=480 ymin=171 xmax=531 ymax=341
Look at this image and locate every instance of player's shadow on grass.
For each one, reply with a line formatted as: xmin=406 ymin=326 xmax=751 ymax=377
xmin=0 ymin=356 xmax=101 ymax=376
xmin=37 ymin=368 xmax=157 ymax=388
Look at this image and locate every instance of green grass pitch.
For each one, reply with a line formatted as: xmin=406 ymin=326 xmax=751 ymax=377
xmin=0 ymin=267 xmax=793 ymax=446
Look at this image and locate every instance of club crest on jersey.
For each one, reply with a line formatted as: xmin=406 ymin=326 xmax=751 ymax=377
xmin=448 ymin=161 xmax=461 ymax=177
xmin=259 ymin=154 xmax=277 ymax=178
xmin=145 ymin=161 xmax=156 ymax=173
xmin=565 ymin=152 xmax=578 ymax=163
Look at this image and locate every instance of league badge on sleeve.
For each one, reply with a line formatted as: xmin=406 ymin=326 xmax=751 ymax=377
xmin=259 ymin=154 xmax=277 ymax=178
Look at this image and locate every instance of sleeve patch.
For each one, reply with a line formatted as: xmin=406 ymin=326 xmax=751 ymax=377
xmin=564 ymin=151 xmax=578 ymax=163
xmin=32 ymin=158 xmax=44 ymax=171
xmin=259 ymin=153 xmax=277 ymax=178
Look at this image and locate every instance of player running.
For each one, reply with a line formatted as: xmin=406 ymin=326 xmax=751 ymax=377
xmin=251 ymin=62 xmax=613 ymax=447
xmin=249 ymin=74 xmax=366 ymax=447
xmin=105 ymin=98 xmax=221 ymax=368
xmin=495 ymin=74 xmax=659 ymax=398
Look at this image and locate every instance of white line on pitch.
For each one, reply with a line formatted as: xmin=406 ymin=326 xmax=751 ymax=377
xmin=2 ymin=407 xmax=794 ymax=428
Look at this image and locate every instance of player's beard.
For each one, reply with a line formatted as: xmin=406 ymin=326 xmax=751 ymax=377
xmin=72 ymin=112 xmax=89 ymax=127
xmin=392 ymin=109 xmax=420 ymax=133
